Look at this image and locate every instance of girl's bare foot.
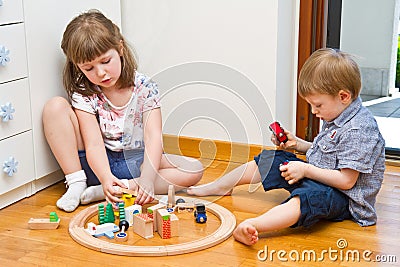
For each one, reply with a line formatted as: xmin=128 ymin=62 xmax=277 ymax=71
xmin=233 ymin=220 xmax=259 ymax=245
xmin=186 ymin=182 xmax=233 ymax=196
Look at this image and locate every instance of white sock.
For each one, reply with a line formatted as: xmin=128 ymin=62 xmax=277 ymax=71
xmin=80 ymin=185 xmax=104 ymax=204
xmin=80 ymin=179 xmax=130 ymax=204
xmin=56 ymin=170 xmax=87 ymax=212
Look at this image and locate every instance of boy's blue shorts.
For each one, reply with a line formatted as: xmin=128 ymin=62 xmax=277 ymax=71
xmin=78 ymin=148 xmax=144 ymax=186
xmin=254 ymin=149 xmax=352 ymax=228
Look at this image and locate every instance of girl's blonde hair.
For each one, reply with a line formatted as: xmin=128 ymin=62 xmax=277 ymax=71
xmin=298 ymin=48 xmax=361 ymax=100
xmin=61 ymin=9 xmax=137 ymax=99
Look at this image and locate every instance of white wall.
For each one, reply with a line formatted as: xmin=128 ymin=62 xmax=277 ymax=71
xmin=341 ymin=0 xmax=399 ymax=95
xmin=121 ymin=0 xmax=298 ymax=146
xmin=23 ymin=0 xmax=121 ymax=177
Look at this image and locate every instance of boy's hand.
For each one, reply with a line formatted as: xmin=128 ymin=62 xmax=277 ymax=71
xmin=271 ymin=129 xmax=298 ymax=150
xmin=279 ymin=161 xmax=308 ymax=184
xmin=132 ymin=177 xmax=155 ymax=205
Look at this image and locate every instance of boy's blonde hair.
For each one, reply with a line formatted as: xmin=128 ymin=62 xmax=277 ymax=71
xmin=298 ymin=48 xmax=361 ymax=100
xmin=61 ymin=9 xmax=137 ymax=99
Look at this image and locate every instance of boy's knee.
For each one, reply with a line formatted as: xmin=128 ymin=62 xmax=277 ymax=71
xmin=186 ymin=158 xmax=204 ymax=184
xmin=184 ymin=158 xmax=203 ymax=183
xmin=289 ymin=196 xmax=301 ymax=205
xmin=194 ymin=159 xmax=204 ymax=176
xmin=176 ymin=155 xmax=204 ymax=173
xmin=193 ymin=167 xmax=204 ymax=182
xmin=192 ymin=158 xmax=204 ymax=174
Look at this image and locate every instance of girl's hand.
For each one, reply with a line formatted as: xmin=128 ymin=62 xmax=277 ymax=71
xmin=132 ymin=177 xmax=155 ymax=205
xmin=102 ymin=176 xmax=126 ymax=204
xmin=279 ymin=161 xmax=308 ymax=184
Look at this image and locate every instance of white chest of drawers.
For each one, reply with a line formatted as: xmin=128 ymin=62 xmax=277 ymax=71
xmin=0 ymin=0 xmax=35 ymax=206
xmin=0 ymin=0 xmax=121 ymax=209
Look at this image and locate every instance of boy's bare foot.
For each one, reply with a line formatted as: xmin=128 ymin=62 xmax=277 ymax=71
xmin=233 ymin=220 xmax=259 ymax=245
xmin=186 ymin=182 xmax=233 ymax=196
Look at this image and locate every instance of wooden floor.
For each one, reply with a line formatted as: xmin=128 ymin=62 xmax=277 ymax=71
xmin=0 ymin=159 xmax=399 ymax=266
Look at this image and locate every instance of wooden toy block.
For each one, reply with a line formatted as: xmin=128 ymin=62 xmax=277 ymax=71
xmin=121 ymin=193 xmax=136 ymax=207
xmin=113 ymin=202 xmax=127 ymax=218
xmin=120 ymin=187 xmax=137 ymax=197
xmin=156 ymin=209 xmax=170 ymax=239
xmin=156 ymin=209 xmax=179 ymax=239
xmin=28 ymin=218 xmax=60 ymax=229
xmin=133 ymin=213 xmax=154 ymax=239
xmin=125 ymin=204 xmax=142 ymax=226
xmin=104 ymin=203 xmax=115 ymax=223
xmin=98 ymin=203 xmax=105 ymax=224
xmin=169 ymin=213 xmax=179 ymax=237
xmin=118 ymin=202 xmax=126 ymax=221
xmin=167 ymin=184 xmax=175 ymax=208
xmin=176 ymin=202 xmax=195 ymax=213
xmin=49 ymin=212 xmax=58 ymax=222
xmin=147 ymin=203 xmax=166 ymax=231
xmin=28 ymin=212 xmax=60 ymax=230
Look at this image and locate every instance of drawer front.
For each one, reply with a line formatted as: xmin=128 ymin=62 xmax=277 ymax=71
xmin=0 ymin=23 xmax=28 ymax=83
xmin=0 ymin=0 xmax=24 ymax=25
xmin=0 ymin=131 xmax=35 ymax=195
xmin=0 ymin=78 xmax=31 ymax=140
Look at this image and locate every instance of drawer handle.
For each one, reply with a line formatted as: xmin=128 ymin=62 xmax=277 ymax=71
xmin=3 ymin=156 xmax=18 ymax=177
xmin=0 ymin=45 xmax=10 ymax=66
xmin=0 ymin=102 xmax=15 ymax=122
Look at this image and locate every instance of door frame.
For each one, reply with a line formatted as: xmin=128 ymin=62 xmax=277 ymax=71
xmin=296 ymin=0 xmax=327 ymax=140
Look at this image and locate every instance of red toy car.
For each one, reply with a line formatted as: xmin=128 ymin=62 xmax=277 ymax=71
xmin=269 ymin=121 xmax=288 ymax=143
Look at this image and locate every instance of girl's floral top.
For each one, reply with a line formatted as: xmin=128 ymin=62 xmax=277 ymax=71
xmin=72 ymin=72 xmax=161 ymax=151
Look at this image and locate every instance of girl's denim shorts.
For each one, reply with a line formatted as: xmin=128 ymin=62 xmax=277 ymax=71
xmin=254 ymin=149 xmax=352 ymax=228
xmin=78 ymin=148 xmax=144 ymax=186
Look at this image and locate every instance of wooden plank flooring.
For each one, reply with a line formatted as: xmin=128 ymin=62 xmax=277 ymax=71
xmin=0 ymin=160 xmax=399 ymax=266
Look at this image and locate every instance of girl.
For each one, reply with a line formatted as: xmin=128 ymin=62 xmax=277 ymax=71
xmin=43 ymin=10 xmax=203 ymax=212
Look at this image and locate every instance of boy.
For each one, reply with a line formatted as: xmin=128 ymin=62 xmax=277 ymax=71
xmin=188 ymin=48 xmax=385 ymax=245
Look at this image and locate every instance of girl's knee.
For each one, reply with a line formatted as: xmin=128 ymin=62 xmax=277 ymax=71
xmin=43 ymin=97 xmax=71 ymax=121
xmin=43 ymin=97 xmax=70 ymax=115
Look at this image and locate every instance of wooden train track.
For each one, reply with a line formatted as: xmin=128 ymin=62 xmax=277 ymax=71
xmin=69 ymin=196 xmax=236 ymax=256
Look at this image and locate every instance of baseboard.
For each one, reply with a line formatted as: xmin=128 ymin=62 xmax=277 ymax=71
xmin=163 ymin=134 xmax=397 ymax=167
xmin=32 ymin=170 xmax=64 ymax=194
xmin=385 ymin=159 xmax=400 ymax=167
xmin=162 ymin=134 xmax=273 ymax=164
xmin=0 ymin=184 xmax=31 ymax=210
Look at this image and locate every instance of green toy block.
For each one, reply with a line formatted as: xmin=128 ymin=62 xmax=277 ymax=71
xmin=118 ymin=202 xmax=126 ymax=221
xmin=49 ymin=212 xmax=59 ymax=222
xmin=105 ymin=203 xmax=115 ymax=223
xmin=98 ymin=203 xmax=105 ymax=224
